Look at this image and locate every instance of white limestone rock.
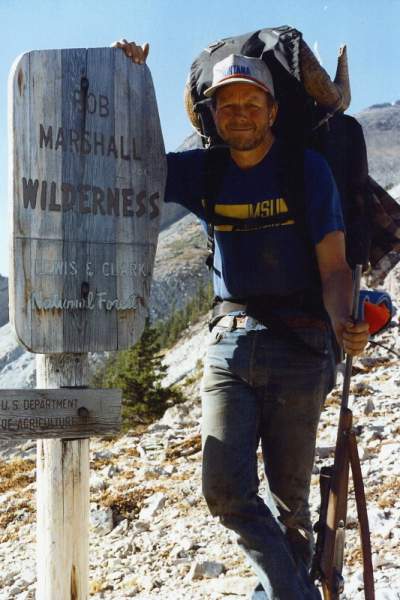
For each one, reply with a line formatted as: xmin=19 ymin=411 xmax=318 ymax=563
xmin=90 ymin=473 xmax=107 ymax=492
xmin=139 ymin=492 xmax=167 ymax=520
xmin=90 ymin=506 xmax=114 ymax=536
xmin=188 ymin=560 xmax=226 ymax=580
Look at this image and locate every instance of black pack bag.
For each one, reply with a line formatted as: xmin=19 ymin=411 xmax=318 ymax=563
xmin=184 ymin=25 xmax=400 ymax=272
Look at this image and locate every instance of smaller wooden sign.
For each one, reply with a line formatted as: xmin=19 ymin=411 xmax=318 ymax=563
xmin=0 ymin=389 xmax=121 ymax=439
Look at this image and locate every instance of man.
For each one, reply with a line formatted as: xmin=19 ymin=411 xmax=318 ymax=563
xmin=116 ymin=40 xmax=369 ymax=599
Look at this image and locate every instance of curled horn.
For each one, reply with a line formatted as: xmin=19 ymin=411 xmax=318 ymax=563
xmin=334 ymin=45 xmax=351 ymax=111
xmin=184 ymin=80 xmax=202 ymax=133
xmin=300 ymin=40 xmax=351 ymax=112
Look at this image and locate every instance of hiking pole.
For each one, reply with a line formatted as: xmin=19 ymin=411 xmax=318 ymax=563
xmin=312 ymin=264 xmax=375 ymax=600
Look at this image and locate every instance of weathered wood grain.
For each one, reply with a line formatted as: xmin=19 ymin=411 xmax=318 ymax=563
xmin=36 ymin=354 xmax=90 ymax=600
xmin=0 ymin=387 xmax=121 ymax=439
xmin=10 ymin=48 xmax=166 ymax=353
xmin=37 ymin=437 xmax=89 ymax=600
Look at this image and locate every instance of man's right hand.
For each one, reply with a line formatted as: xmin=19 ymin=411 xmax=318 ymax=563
xmin=111 ymin=39 xmax=149 ymax=64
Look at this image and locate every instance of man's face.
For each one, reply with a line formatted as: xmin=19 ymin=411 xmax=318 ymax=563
xmin=212 ymin=82 xmax=277 ymax=151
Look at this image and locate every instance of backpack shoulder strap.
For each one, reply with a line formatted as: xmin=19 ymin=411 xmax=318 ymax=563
xmin=279 ymin=141 xmax=309 ymax=242
xmin=278 ymin=141 xmax=322 ymax=290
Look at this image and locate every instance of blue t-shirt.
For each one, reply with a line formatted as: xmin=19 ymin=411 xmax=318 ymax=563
xmin=165 ymin=142 xmax=344 ymax=300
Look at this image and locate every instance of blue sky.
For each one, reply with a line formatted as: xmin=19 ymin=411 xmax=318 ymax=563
xmin=1 ymin=0 xmax=399 ymax=276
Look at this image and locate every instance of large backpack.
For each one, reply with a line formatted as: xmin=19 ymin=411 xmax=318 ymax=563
xmin=184 ymin=26 xmax=400 ymax=275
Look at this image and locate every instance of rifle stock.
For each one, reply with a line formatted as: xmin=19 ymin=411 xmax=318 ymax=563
xmin=319 ymin=408 xmax=352 ymax=598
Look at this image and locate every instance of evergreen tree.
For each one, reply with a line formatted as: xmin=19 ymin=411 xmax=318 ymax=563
xmin=94 ymin=320 xmax=182 ymax=428
xmin=93 ymin=282 xmax=214 ymax=429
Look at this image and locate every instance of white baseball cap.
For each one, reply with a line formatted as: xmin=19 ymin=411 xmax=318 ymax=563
xmin=204 ymin=54 xmax=275 ymax=99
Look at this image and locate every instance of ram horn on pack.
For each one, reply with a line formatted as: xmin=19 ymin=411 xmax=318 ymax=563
xmin=300 ymin=40 xmax=351 ymax=112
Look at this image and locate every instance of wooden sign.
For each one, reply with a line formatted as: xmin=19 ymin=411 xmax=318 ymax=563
xmin=0 ymin=388 xmax=121 ymax=439
xmin=9 ymin=48 xmax=166 ymax=353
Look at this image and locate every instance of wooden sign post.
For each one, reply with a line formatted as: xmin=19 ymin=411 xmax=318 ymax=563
xmin=9 ymin=47 xmax=166 ymax=599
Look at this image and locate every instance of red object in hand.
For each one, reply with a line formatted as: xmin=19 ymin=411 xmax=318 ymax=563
xmin=363 ymin=301 xmax=391 ymax=335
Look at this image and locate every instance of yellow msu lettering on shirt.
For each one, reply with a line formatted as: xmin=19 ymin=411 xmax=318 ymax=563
xmin=202 ymin=197 xmax=295 ymax=232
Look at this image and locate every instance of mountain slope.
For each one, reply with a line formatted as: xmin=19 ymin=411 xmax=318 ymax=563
xmin=357 ymin=102 xmax=400 ymax=189
xmin=150 ymin=213 xmax=209 ymax=321
xmin=0 ymin=276 xmax=8 ymax=327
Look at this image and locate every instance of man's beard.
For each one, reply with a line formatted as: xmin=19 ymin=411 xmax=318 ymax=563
xmin=219 ymin=128 xmax=268 ymax=151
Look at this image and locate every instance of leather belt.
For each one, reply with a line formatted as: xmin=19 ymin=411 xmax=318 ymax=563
xmin=282 ymin=316 xmax=328 ymax=331
xmin=213 ymin=314 xmax=328 ymax=333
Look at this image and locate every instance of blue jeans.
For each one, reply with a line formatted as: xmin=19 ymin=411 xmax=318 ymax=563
xmin=201 ymin=323 xmax=336 ymax=600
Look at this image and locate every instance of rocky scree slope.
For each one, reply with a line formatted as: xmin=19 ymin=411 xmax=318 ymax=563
xmin=0 ymin=290 xmax=400 ymax=598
